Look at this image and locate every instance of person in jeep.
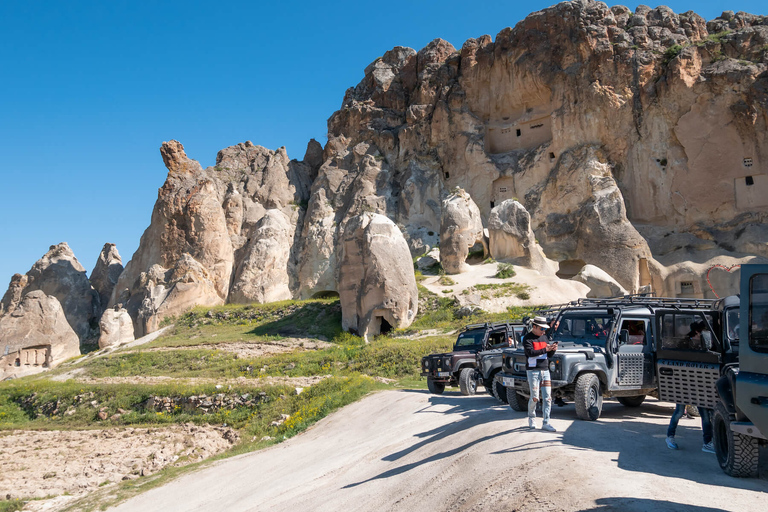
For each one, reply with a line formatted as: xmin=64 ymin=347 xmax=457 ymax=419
xmin=523 ymin=316 xmax=558 ymax=431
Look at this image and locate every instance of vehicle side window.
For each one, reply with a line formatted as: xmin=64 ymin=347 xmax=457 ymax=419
xmin=488 ymin=330 xmax=505 ymax=346
xmin=749 ymin=273 xmax=768 ymax=354
xmin=619 ymin=319 xmax=647 ymax=345
xmin=660 ymin=312 xmax=718 ymax=352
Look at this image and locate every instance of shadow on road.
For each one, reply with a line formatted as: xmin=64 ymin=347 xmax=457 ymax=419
xmin=582 ymin=497 xmax=730 ymax=512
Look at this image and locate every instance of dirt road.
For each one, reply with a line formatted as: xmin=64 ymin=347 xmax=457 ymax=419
xmin=108 ymin=390 xmax=768 ymax=512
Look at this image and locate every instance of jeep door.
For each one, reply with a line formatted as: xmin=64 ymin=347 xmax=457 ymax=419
xmin=615 ymin=317 xmax=654 ymax=389
xmin=738 ymin=265 xmax=768 ymax=434
xmin=654 ymin=309 xmax=722 ymax=409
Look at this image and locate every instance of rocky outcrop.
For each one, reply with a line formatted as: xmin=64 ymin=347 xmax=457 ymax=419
xmin=571 ymin=264 xmax=628 ymax=298
xmin=98 ymin=306 xmax=135 ymax=349
xmin=338 ymin=214 xmax=418 ymax=337
xmin=488 ymin=200 xmax=551 ymax=274
xmin=90 ymin=243 xmax=123 ymax=315
xmin=1 ymin=243 xmax=99 ymax=342
xmin=112 ymin=140 xmax=314 ymax=334
xmin=0 ymin=290 xmax=80 ymax=378
xmin=439 ymin=189 xmax=485 ymax=274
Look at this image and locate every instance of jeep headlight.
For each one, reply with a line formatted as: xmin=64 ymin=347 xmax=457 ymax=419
xmin=424 ymin=359 xmax=430 ymax=369
xmin=444 ymin=357 xmax=451 ymax=367
xmin=549 ymin=361 xmax=556 ymax=372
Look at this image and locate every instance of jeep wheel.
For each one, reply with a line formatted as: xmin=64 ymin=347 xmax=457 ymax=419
xmin=507 ymin=386 xmax=526 ymax=412
xmin=459 ymin=368 xmax=477 ymax=396
xmin=494 ymin=376 xmax=509 ymax=404
xmin=427 ymin=378 xmax=445 ymax=395
xmin=713 ymin=401 xmax=759 ymax=477
xmin=484 ymin=378 xmax=494 ymax=396
xmin=617 ymin=395 xmax=645 ymax=407
xmin=574 ymin=373 xmax=602 ymax=421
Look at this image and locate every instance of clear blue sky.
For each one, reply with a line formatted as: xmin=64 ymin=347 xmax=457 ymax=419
xmin=0 ymin=1 xmax=764 ymax=286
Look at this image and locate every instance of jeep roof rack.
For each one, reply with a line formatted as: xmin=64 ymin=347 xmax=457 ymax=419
xmin=460 ymin=321 xmax=523 ymax=332
xmin=531 ymin=294 xmax=717 ymax=318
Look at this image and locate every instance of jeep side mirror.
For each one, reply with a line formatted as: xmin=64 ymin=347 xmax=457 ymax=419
xmin=619 ymin=329 xmax=629 ymax=345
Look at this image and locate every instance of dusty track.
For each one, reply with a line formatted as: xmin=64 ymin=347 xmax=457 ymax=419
xmin=107 ymin=390 xmax=768 ymax=512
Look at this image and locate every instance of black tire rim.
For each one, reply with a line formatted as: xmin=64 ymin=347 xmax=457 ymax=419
xmin=589 ymin=384 xmax=598 ymax=407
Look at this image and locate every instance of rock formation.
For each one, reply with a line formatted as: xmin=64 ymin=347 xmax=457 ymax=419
xmin=98 ymin=306 xmax=135 ymax=349
xmin=338 ymin=214 xmax=418 ymax=336
xmin=488 ymin=199 xmax=551 ymax=274
xmin=439 ymin=189 xmax=486 ymax=274
xmin=1 ymin=243 xmax=99 ymax=342
xmin=90 ymin=243 xmax=123 ymax=315
xmin=13 ymin=1 xmax=760 ymax=338
xmin=572 ymin=264 xmax=629 ymax=298
xmin=0 ymin=290 xmax=80 ymax=378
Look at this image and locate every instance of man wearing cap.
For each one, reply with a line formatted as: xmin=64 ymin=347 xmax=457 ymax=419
xmin=523 ymin=316 xmax=558 ymax=431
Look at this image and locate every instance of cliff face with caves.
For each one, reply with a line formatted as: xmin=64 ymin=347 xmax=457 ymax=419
xmin=3 ymin=1 xmax=768 ymax=358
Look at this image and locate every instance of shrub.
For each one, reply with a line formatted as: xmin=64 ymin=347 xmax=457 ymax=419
xmin=495 ymin=263 xmax=516 ymax=279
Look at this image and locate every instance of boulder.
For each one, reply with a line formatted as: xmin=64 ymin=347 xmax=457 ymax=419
xmin=439 ymin=189 xmax=485 ymax=274
xmin=0 ymin=290 xmax=80 ymax=378
xmin=338 ymin=214 xmax=418 ymax=337
xmin=0 ymin=243 xmax=99 ymax=342
xmin=571 ymin=264 xmax=628 ymax=298
xmin=90 ymin=243 xmax=123 ymax=315
xmin=98 ymin=306 xmax=135 ymax=349
xmin=488 ymin=200 xmax=551 ymax=274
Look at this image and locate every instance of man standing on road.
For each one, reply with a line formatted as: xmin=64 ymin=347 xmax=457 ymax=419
xmin=523 ymin=316 xmax=558 ymax=432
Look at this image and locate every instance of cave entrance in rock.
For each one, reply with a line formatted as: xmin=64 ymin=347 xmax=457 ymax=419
xmin=556 ymin=259 xmax=586 ymax=280
xmin=378 ymin=317 xmax=393 ymax=335
xmin=311 ymin=291 xmax=340 ymax=299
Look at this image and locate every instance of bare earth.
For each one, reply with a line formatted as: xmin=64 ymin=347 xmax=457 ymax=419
xmin=105 ymin=390 xmax=768 ymax=512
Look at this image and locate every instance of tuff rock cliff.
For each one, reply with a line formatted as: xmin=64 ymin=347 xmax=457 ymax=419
xmin=3 ymin=1 xmax=768 ymax=349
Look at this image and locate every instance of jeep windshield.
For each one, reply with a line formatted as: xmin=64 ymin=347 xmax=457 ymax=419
xmin=454 ymin=329 xmax=485 ymax=349
xmin=551 ymin=312 xmax=613 ymax=347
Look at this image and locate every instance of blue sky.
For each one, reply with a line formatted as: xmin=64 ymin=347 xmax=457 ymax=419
xmin=0 ymin=0 xmax=764 ymax=286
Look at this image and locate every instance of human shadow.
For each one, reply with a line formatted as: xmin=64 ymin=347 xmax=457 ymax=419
xmin=343 ymin=390 xmax=527 ymax=489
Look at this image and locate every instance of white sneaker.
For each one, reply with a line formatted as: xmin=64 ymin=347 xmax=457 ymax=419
xmin=702 ymin=442 xmax=715 ymax=453
xmin=666 ymin=436 xmax=678 ymax=450
xmin=528 ymin=417 xmax=536 ymax=429
xmin=541 ymin=423 xmax=557 ymax=432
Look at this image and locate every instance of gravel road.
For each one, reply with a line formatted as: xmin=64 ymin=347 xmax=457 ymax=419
xmin=108 ymin=390 xmax=768 ymax=512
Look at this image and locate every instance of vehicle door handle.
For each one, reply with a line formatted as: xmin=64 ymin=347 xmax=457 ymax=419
xmin=750 ymin=396 xmax=768 ymax=406
xmin=659 ymin=368 xmax=673 ymax=376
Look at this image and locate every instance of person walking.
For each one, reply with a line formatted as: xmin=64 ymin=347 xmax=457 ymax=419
xmin=666 ymin=321 xmax=714 ymax=453
xmin=523 ymin=316 xmax=558 ymax=431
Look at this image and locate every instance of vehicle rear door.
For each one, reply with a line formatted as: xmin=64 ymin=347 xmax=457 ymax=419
xmin=738 ymin=265 xmax=768 ymax=434
xmin=615 ymin=317 xmax=654 ymax=389
xmin=654 ymin=309 xmax=722 ymax=409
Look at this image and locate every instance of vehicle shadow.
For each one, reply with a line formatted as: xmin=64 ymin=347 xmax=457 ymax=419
xmin=582 ymin=497 xmax=729 ymax=512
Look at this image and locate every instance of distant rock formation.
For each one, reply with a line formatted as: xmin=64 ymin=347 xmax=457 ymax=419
xmin=90 ymin=243 xmax=123 ymax=315
xmin=440 ymin=189 xmax=485 ymax=274
xmin=98 ymin=306 xmax=135 ymax=349
xmin=572 ymin=264 xmax=628 ymax=298
xmin=1 ymin=243 xmax=99 ymax=342
xmin=488 ymin=199 xmax=550 ymax=274
xmin=0 ymin=290 xmax=80 ymax=378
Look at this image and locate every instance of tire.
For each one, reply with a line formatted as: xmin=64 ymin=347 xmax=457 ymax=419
xmin=507 ymin=386 xmax=527 ymax=412
xmin=459 ymin=368 xmax=477 ymax=396
xmin=617 ymin=395 xmax=646 ymax=407
xmin=427 ymin=378 xmax=445 ymax=395
xmin=713 ymin=401 xmax=759 ymax=477
xmin=484 ymin=378 xmax=495 ymax=396
xmin=574 ymin=373 xmax=603 ymax=421
xmin=494 ymin=377 xmax=509 ymax=404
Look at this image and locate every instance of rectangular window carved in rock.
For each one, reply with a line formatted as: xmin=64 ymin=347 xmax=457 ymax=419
xmin=516 ymin=129 xmax=521 ymax=137
xmin=746 ymin=176 xmax=754 ymax=186
xmin=743 ymin=158 xmax=753 ymax=167
xmin=680 ymin=281 xmax=695 ymax=294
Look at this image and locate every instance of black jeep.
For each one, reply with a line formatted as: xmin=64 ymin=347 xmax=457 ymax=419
xmin=421 ymin=322 xmax=518 ymax=395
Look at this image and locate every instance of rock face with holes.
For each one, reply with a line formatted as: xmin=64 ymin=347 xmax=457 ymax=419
xmin=0 ymin=290 xmax=80 ymax=378
xmin=338 ymin=213 xmax=418 ymax=336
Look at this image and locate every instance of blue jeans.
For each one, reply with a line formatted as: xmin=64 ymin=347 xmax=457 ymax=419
xmin=667 ymin=404 xmax=713 ymax=444
xmin=527 ymin=369 xmax=552 ymax=423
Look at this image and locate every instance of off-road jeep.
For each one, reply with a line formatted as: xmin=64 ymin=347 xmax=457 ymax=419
xmin=475 ymin=324 xmax=525 ymax=403
xmin=421 ymin=322 xmax=517 ymax=395
xmin=497 ymin=296 xmax=722 ymax=420
xmin=668 ymin=264 xmax=768 ymax=478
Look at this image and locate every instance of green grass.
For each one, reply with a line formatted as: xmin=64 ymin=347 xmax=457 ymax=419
xmin=438 ymin=275 xmax=456 ymax=286
xmin=494 ymin=263 xmax=516 ymax=279
xmin=0 ymin=500 xmax=24 ymax=512
xmin=465 ymin=282 xmax=532 ymax=300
